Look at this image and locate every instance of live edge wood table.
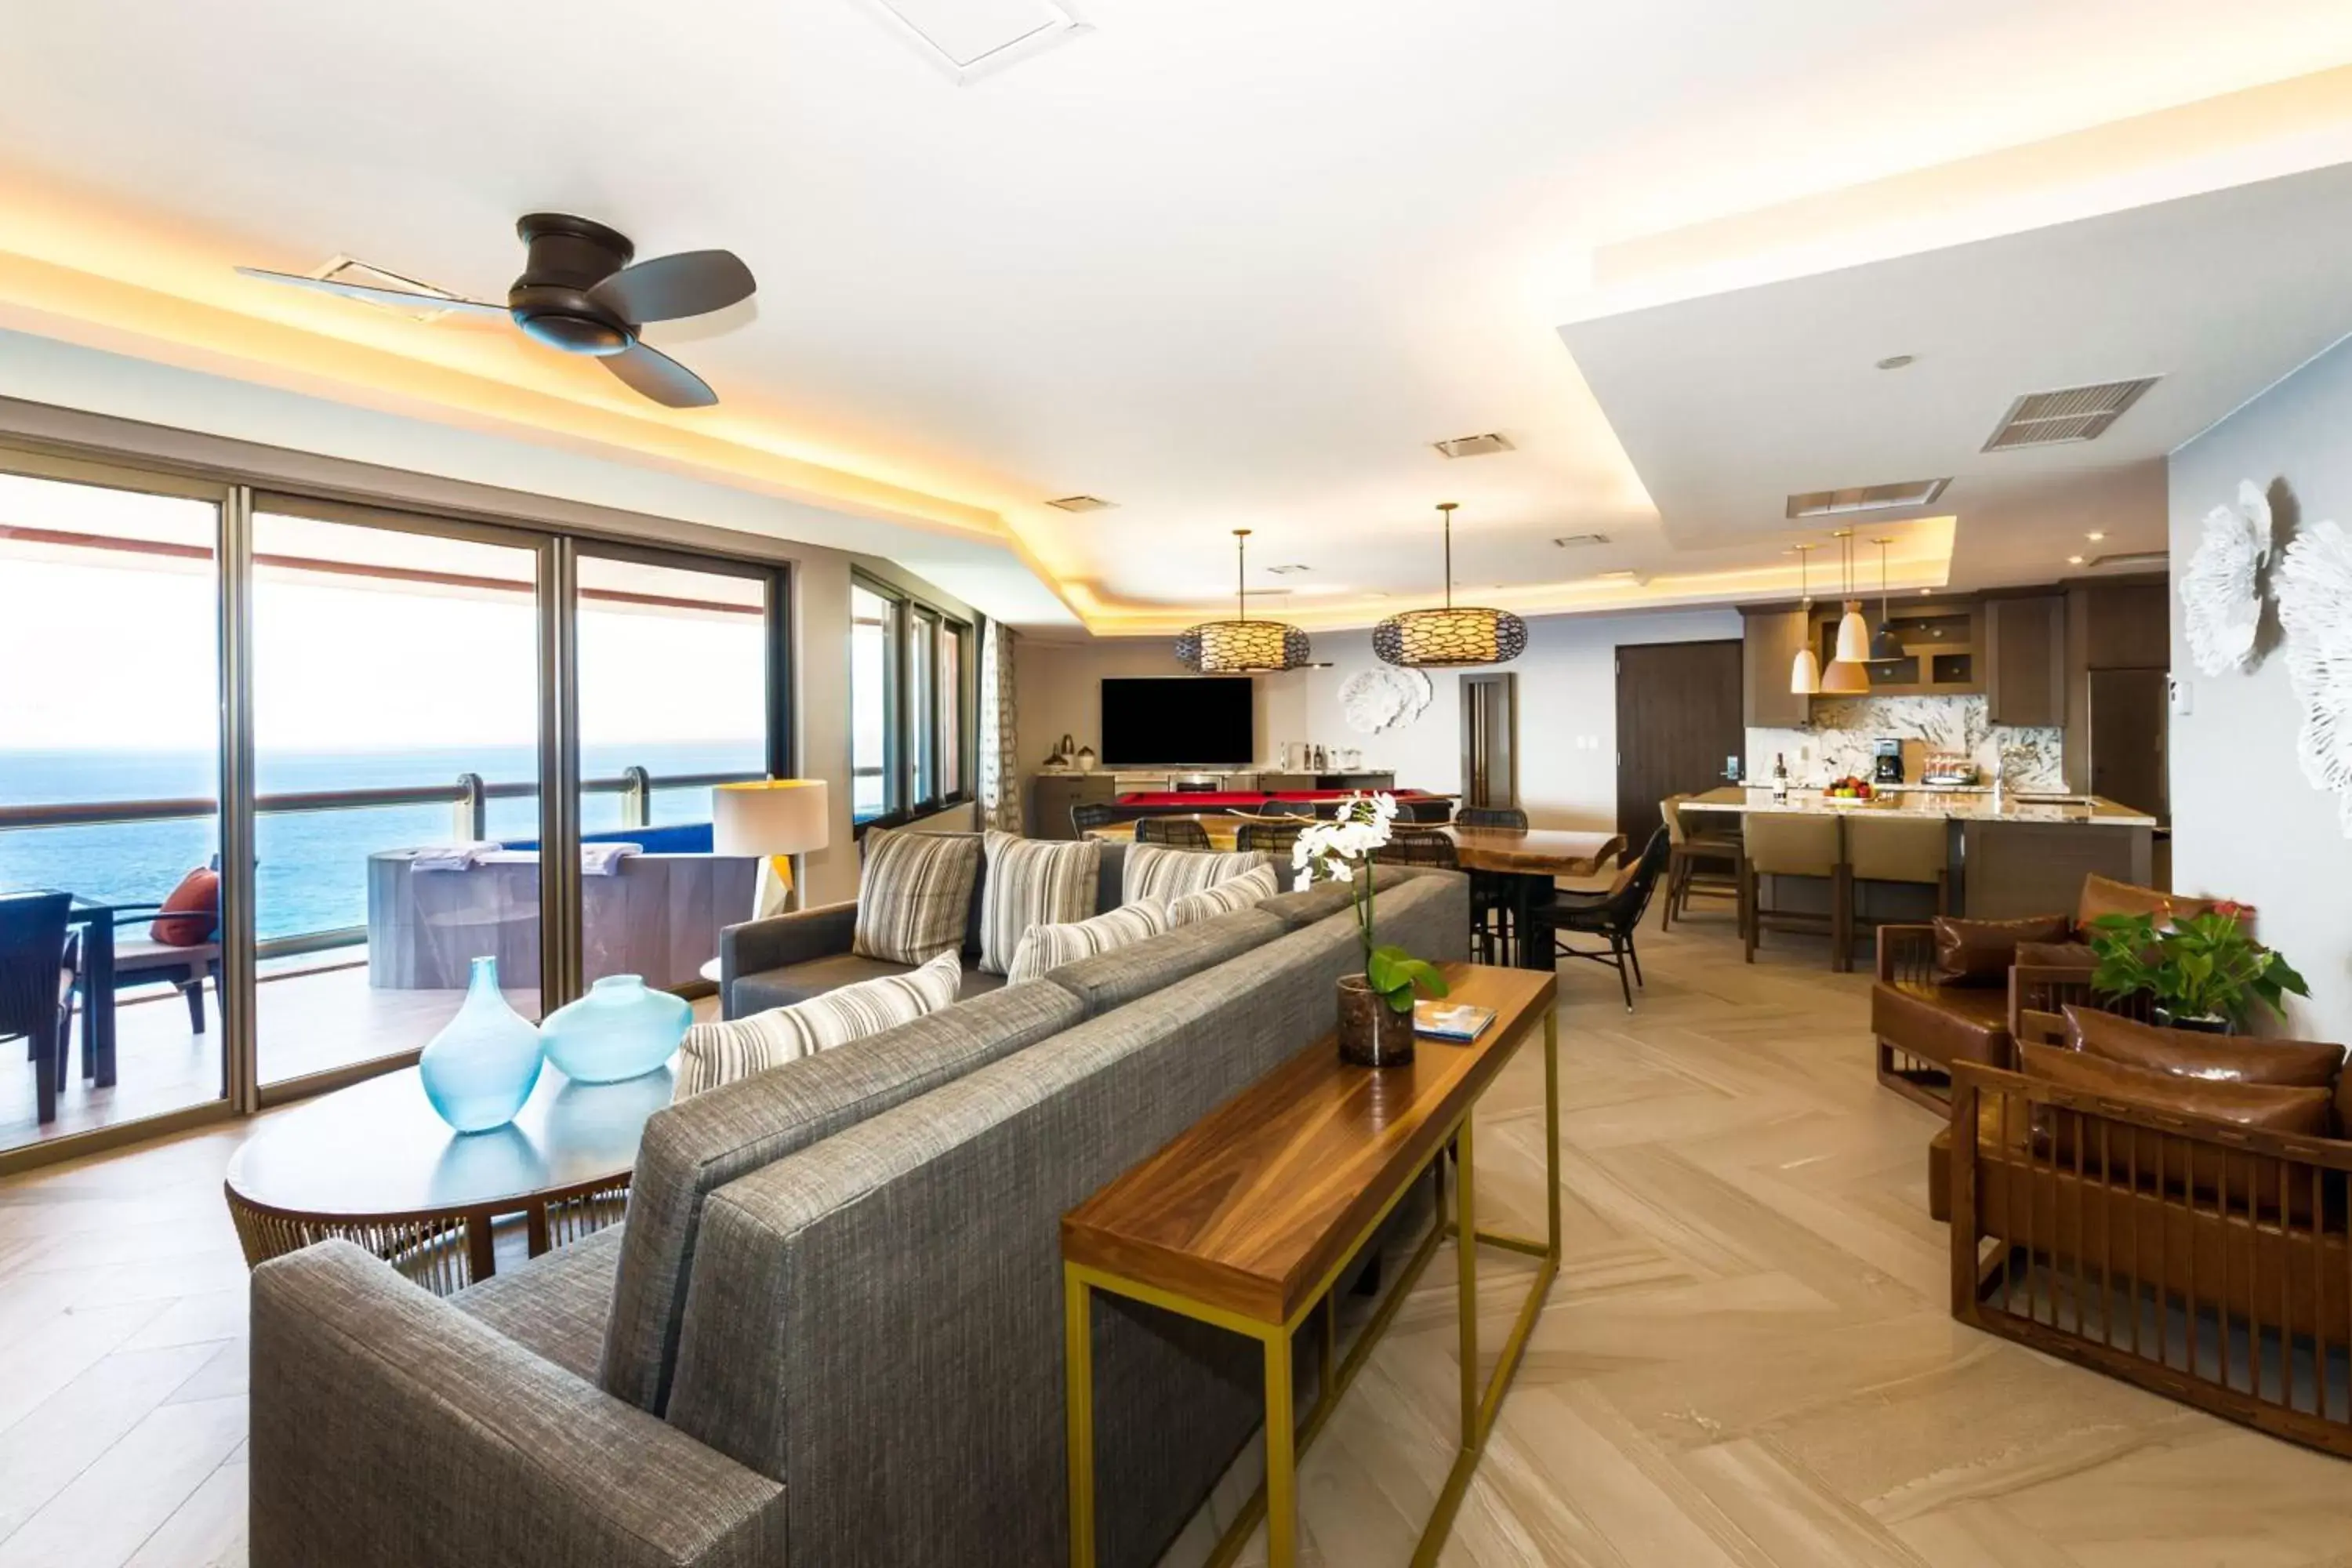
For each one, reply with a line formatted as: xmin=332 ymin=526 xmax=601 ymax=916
xmin=1061 ymin=963 xmax=1561 ymax=1568
xmin=224 ymin=1062 xmax=671 ymax=1295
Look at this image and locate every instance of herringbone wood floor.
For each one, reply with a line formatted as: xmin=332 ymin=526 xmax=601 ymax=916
xmin=3 ymin=908 xmax=2350 ymax=1566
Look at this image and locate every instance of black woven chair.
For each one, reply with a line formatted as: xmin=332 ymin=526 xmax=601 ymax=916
xmin=1530 ymin=826 xmax=1670 ymax=1012
xmin=1 ymin=891 xmax=77 ymax=1126
xmin=1071 ymin=802 xmax=1121 ymax=836
xmin=1134 ymin=817 xmax=1211 ymax=849
xmin=1453 ymin=806 xmax=1527 ymax=961
xmin=1262 ymin=800 xmax=1318 ymax=818
xmin=1370 ymin=829 xmax=1459 ymax=869
xmin=1236 ymin=820 xmax=1305 ymax=858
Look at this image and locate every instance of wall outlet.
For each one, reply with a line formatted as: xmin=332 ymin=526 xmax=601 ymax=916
xmin=2169 ymin=673 xmax=2193 ymax=716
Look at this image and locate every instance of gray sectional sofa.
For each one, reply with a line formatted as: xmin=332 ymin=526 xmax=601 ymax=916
xmin=249 ymin=840 xmax=1469 ymax=1568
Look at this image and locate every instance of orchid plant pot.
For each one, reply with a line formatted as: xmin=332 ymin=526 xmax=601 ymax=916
xmin=2152 ymin=1007 xmax=2231 ymax=1036
xmin=1337 ymin=975 xmax=1415 ymax=1069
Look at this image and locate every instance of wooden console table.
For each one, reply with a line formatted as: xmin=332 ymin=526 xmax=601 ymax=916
xmin=1061 ymin=963 xmax=1560 ymax=1567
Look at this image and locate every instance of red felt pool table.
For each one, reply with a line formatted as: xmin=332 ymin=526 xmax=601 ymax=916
xmin=1114 ymin=788 xmax=1454 ymax=814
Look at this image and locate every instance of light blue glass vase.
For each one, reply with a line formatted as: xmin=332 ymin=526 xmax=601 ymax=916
xmin=539 ymin=974 xmax=691 ymax=1083
xmin=419 ymin=956 xmax=544 ymax=1133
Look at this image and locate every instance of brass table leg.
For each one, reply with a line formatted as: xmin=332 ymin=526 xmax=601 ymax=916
xmin=1263 ymin=1323 xmax=1297 ymax=1567
xmin=1065 ymin=1265 xmax=1096 ymax=1568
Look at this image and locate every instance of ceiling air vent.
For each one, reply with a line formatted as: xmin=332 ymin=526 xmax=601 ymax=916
xmin=1044 ymin=495 xmax=1116 ymax=514
xmin=1784 ymin=478 xmax=1951 ymax=519
xmin=1552 ymin=532 xmax=1610 ymax=549
xmin=1432 ymin=433 xmax=1514 ymax=459
xmin=2085 ymin=550 xmax=2169 ymax=571
xmin=856 ymin=0 xmax=1087 ymax=83
xmin=311 ymin=256 xmax=465 ymax=322
xmin=1265 ymin=563 xmax=1313 ymax=575
xmin=1984 ymin=377 xmax=2160 ymax=452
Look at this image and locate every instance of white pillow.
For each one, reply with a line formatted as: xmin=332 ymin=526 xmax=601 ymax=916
xmin=1121 ymin=843 xmax=1272 ymax=906
xmin=977 ymin=831 xmax=1101 ymax=975
xmin=1006 ymin=901 xmax=1170 ymax=985
xmin=674 ymin=949 xmax=961 ymax=1100
xmin=1165 ymin=863 xmax=1279 ymax=927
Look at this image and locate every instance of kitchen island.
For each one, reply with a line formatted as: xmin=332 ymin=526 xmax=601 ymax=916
xmin=1679 ymin=786 xmax=2157 ymax=920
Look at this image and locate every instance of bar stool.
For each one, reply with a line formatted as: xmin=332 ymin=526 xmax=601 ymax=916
xmin=1740 ymin=814 xmax=1851 ymax=971
xmin=1659 ymin=794 xmax=1740 ymax=930
xmin=1845 ymin=815 xmax=1950 ymax=965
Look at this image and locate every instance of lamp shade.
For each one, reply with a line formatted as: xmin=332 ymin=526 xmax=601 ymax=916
xmin=1833 ymin=602 xmax=1872 ymax=664
xmin=713 ymin=779 xmax=830 ymax=857
xmin=1818 ymin=658 xmax=1871 ymax=695
xmin=1372 ymin=606 xmax=1528 ymax=668
xmin=1176 ymin=618 xmax=1312 ymax=673
xmin=1789 ymin=644 xmax=1821 ymax=695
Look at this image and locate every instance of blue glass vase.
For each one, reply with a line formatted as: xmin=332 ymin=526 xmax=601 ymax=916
xmin=539 ymin=974 xmax=691 ymax=1084
xmin=419 ymin=956 xmax=544 ymax=1133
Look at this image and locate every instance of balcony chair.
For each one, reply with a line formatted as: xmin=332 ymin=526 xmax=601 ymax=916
xmin=1529 ymin=827 xmax=1670 ymax=1011
xmin=1 ymin=891 xmax=77 ymax=1126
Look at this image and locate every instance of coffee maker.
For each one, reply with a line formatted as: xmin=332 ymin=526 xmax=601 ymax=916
xmin=1871 ymin=737 xmax=1905 ymax=785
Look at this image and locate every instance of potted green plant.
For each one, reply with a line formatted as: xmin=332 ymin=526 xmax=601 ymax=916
xmin=1294 ymin=793 xmax=1450 ymax=1067
xmin=2084 ymin=902 xmax=2307 ymax=1033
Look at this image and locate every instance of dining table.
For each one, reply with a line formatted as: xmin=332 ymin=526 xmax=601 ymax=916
xmin=1087 ymin=818 xmax=1624 ymax=969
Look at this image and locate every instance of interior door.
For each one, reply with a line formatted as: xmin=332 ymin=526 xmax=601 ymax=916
xmin=1459 ymin=673 xmax=1517 ymax=808
xmin=1615 ymin=640 xmax=1744 ymax=857
xmin=2088 ymin=666 xmax=2169 ymax=822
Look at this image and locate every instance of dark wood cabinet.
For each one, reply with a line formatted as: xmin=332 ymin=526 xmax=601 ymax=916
xmin=1027 ymin=773 xmax=1115 ymax=839
xmin=1740 ymin=608 xmax=1809 ymax=728
xmin=1984 ymin=593 xmax=2065 ymax=727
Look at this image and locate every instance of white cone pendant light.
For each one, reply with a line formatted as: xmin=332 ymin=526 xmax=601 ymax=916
xmin=1788 ymin=543 xmax=1821 ymax=695
xmin=1831 ymin=530 xmax=1872 ymax=665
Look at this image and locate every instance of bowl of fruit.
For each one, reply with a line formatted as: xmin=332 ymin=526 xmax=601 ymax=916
xmin=1822 ymin=775 xmax=1878 ymax=804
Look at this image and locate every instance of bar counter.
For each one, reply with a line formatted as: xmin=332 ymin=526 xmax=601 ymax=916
xmin=1679 ymin=786 xmax=2156 ymax=920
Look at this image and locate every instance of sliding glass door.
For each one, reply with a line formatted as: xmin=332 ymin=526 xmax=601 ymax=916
xmin=0 ymin=459 xmax=228 ymax=1156
xmin=249 ymin=500 xmax=546 ymax=1090
xmin=574 ymin=548 xmax=777 ymax=988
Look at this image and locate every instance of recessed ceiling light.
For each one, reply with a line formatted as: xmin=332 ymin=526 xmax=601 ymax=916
xmin=2085 ymin=531 xmax=2107 ymax=542
xmin=1875 ymin=354 xmax=1916 ymax=371
xmin=2067 ymin=554 xmax=2086 ymax=565
xmin=1918 ymin=588 xmax=1932 ymax=596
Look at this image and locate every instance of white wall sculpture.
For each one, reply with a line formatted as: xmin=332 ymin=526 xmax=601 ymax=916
xmin=1338 ymin=666 xmax=1432 ymax=734
xmin=2180 ymin=479 xmax=2272 ymax=677
xmin=2276 ymin=516 xmax=2352 ymax=837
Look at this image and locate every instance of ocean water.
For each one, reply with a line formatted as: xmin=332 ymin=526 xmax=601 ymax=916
xmin=0 ymin=742 xmax=760 ymax=942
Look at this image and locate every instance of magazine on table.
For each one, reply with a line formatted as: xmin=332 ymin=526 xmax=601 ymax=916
xmin=1413 ymin=1000 xmax=1495 ymax=1042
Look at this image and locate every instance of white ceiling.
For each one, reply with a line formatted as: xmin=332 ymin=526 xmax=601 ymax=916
xmin=2 ymin=1 xmax=2351 ymax=628
xmin=1559 ymin=160 xmax=2352 ymax=590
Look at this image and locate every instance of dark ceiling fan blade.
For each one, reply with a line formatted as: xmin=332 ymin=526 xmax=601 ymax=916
xmin=601 ymin=341 xmax=718 ymax=408
xmin=234 ymin=267 xmax=509 ymax=316
xmin=586 ymin=250 xmax=755 ymax=325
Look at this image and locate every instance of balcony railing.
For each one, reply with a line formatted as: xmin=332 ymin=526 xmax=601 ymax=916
xmin=0 ymin=765 xmax=766 ymax=957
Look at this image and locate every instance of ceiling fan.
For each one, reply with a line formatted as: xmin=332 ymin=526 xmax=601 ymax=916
xmin=235 ymin=213 xmax=755 ymax=408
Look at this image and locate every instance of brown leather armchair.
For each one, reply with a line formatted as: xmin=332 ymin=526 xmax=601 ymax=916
xmin=1945 ymin=1021 xmax=2352 ymax=1461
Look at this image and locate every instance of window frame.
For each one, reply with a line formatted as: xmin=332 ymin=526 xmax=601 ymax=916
xmin=851 ymin=569 xmax=977 ymax=835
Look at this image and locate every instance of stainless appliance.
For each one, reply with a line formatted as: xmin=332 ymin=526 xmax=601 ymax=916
xmin=1871 ymin=738 xmax=1905 ymax=785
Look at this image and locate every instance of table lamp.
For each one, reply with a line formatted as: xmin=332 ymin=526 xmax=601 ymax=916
xmin=713 ymin=779 xmax=830 ymax=919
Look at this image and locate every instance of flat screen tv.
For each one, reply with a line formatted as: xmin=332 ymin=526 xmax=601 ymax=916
xmin=1100 ymin=677 xmax=1254 ymax=767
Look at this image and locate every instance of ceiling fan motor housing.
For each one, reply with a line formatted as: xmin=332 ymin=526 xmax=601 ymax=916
xmin=510 ymin=213 xmax=637 ymax=355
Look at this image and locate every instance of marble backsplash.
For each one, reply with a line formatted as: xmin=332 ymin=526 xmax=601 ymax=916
xmin=1747 ymin=695 xmax=2064 ymax=791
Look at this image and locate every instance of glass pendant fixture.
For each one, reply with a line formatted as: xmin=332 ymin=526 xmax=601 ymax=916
xmin=1373 ymin=503 xmax=1528 ymax=667
xmin=1832 ymin=529 xmax=1872 ymax=665
xmin=1788 ymin=542 xmax=1821 ymax=695
xmin=1867 ymin=536 xmax=1906 ymax=660
xmin=1175 ymin=528 xmax=1312 ymax=673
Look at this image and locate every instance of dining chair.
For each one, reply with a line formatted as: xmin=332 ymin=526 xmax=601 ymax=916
xmin=1236 ymin=821 xmax=1305 ymax=858
xmin=1071 ymin=802 xmax=1122 ymax=837
xmin=0 ymin=891 xmax=78 ymax=1126
xmin=1530 ymin=827 xmax=1670 ymax=1011
xmin=1453 ymin=807 xmax=1526 ymax=963
xmin=1740 ymin=814 xmax=1849 ymax=971
xmin=1370 ymin=829 xmax=1459 ymax=869
xmin=1658 ymin=795 xmax=1740 ymax=931
xmin=1134 ymin=817 xmax=1212 ymax=849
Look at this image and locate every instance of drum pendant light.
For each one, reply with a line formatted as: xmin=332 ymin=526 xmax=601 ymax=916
xmin=1373 ymin=503 xmax=1528 ymax=667
xmin=1867 ymin=536 xmax=1906 ymax=661
xmin=1788 ymin=542 xmax=1822 ymax=695
xmin=1175 ymin=529 xmax=1312 ymax=673
xmin=1832 ymin=529 xmax=1872 ymax=665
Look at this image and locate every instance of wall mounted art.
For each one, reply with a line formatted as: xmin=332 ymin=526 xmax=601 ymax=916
xmin=2275 ymin=515 xmax=2352 ymax=837
xmin=2180 ymin=479 xmax=2272 ymax=677
xmin=1338 ymin=666 xmax=1432 ymax=734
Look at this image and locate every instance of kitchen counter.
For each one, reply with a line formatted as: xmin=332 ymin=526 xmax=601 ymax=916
xmin=1682 ymin=786 xmax=2157 ymax=828
xmin=1680 ymin=786 xmax=2156 ymax=921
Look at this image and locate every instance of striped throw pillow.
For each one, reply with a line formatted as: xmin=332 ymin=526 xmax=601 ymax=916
xmin=673 ymin=949 xmax=962 ymax=1100
xmin=978 ymin=832 xmax=1101 ymax=975
xmin=851 ymin=829 xmax=984 ymax=965
xmin=1122 ymin=844 xmax=1273 ymax=907
xmin=1165 ymin=863 xmax=1279 ymax=927
xmin=1006 ymin=901 xmax=1170 ymax=985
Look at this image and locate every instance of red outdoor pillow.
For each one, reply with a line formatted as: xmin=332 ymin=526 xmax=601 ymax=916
xmin=151 ymin=868 xmax=220 ymax=946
